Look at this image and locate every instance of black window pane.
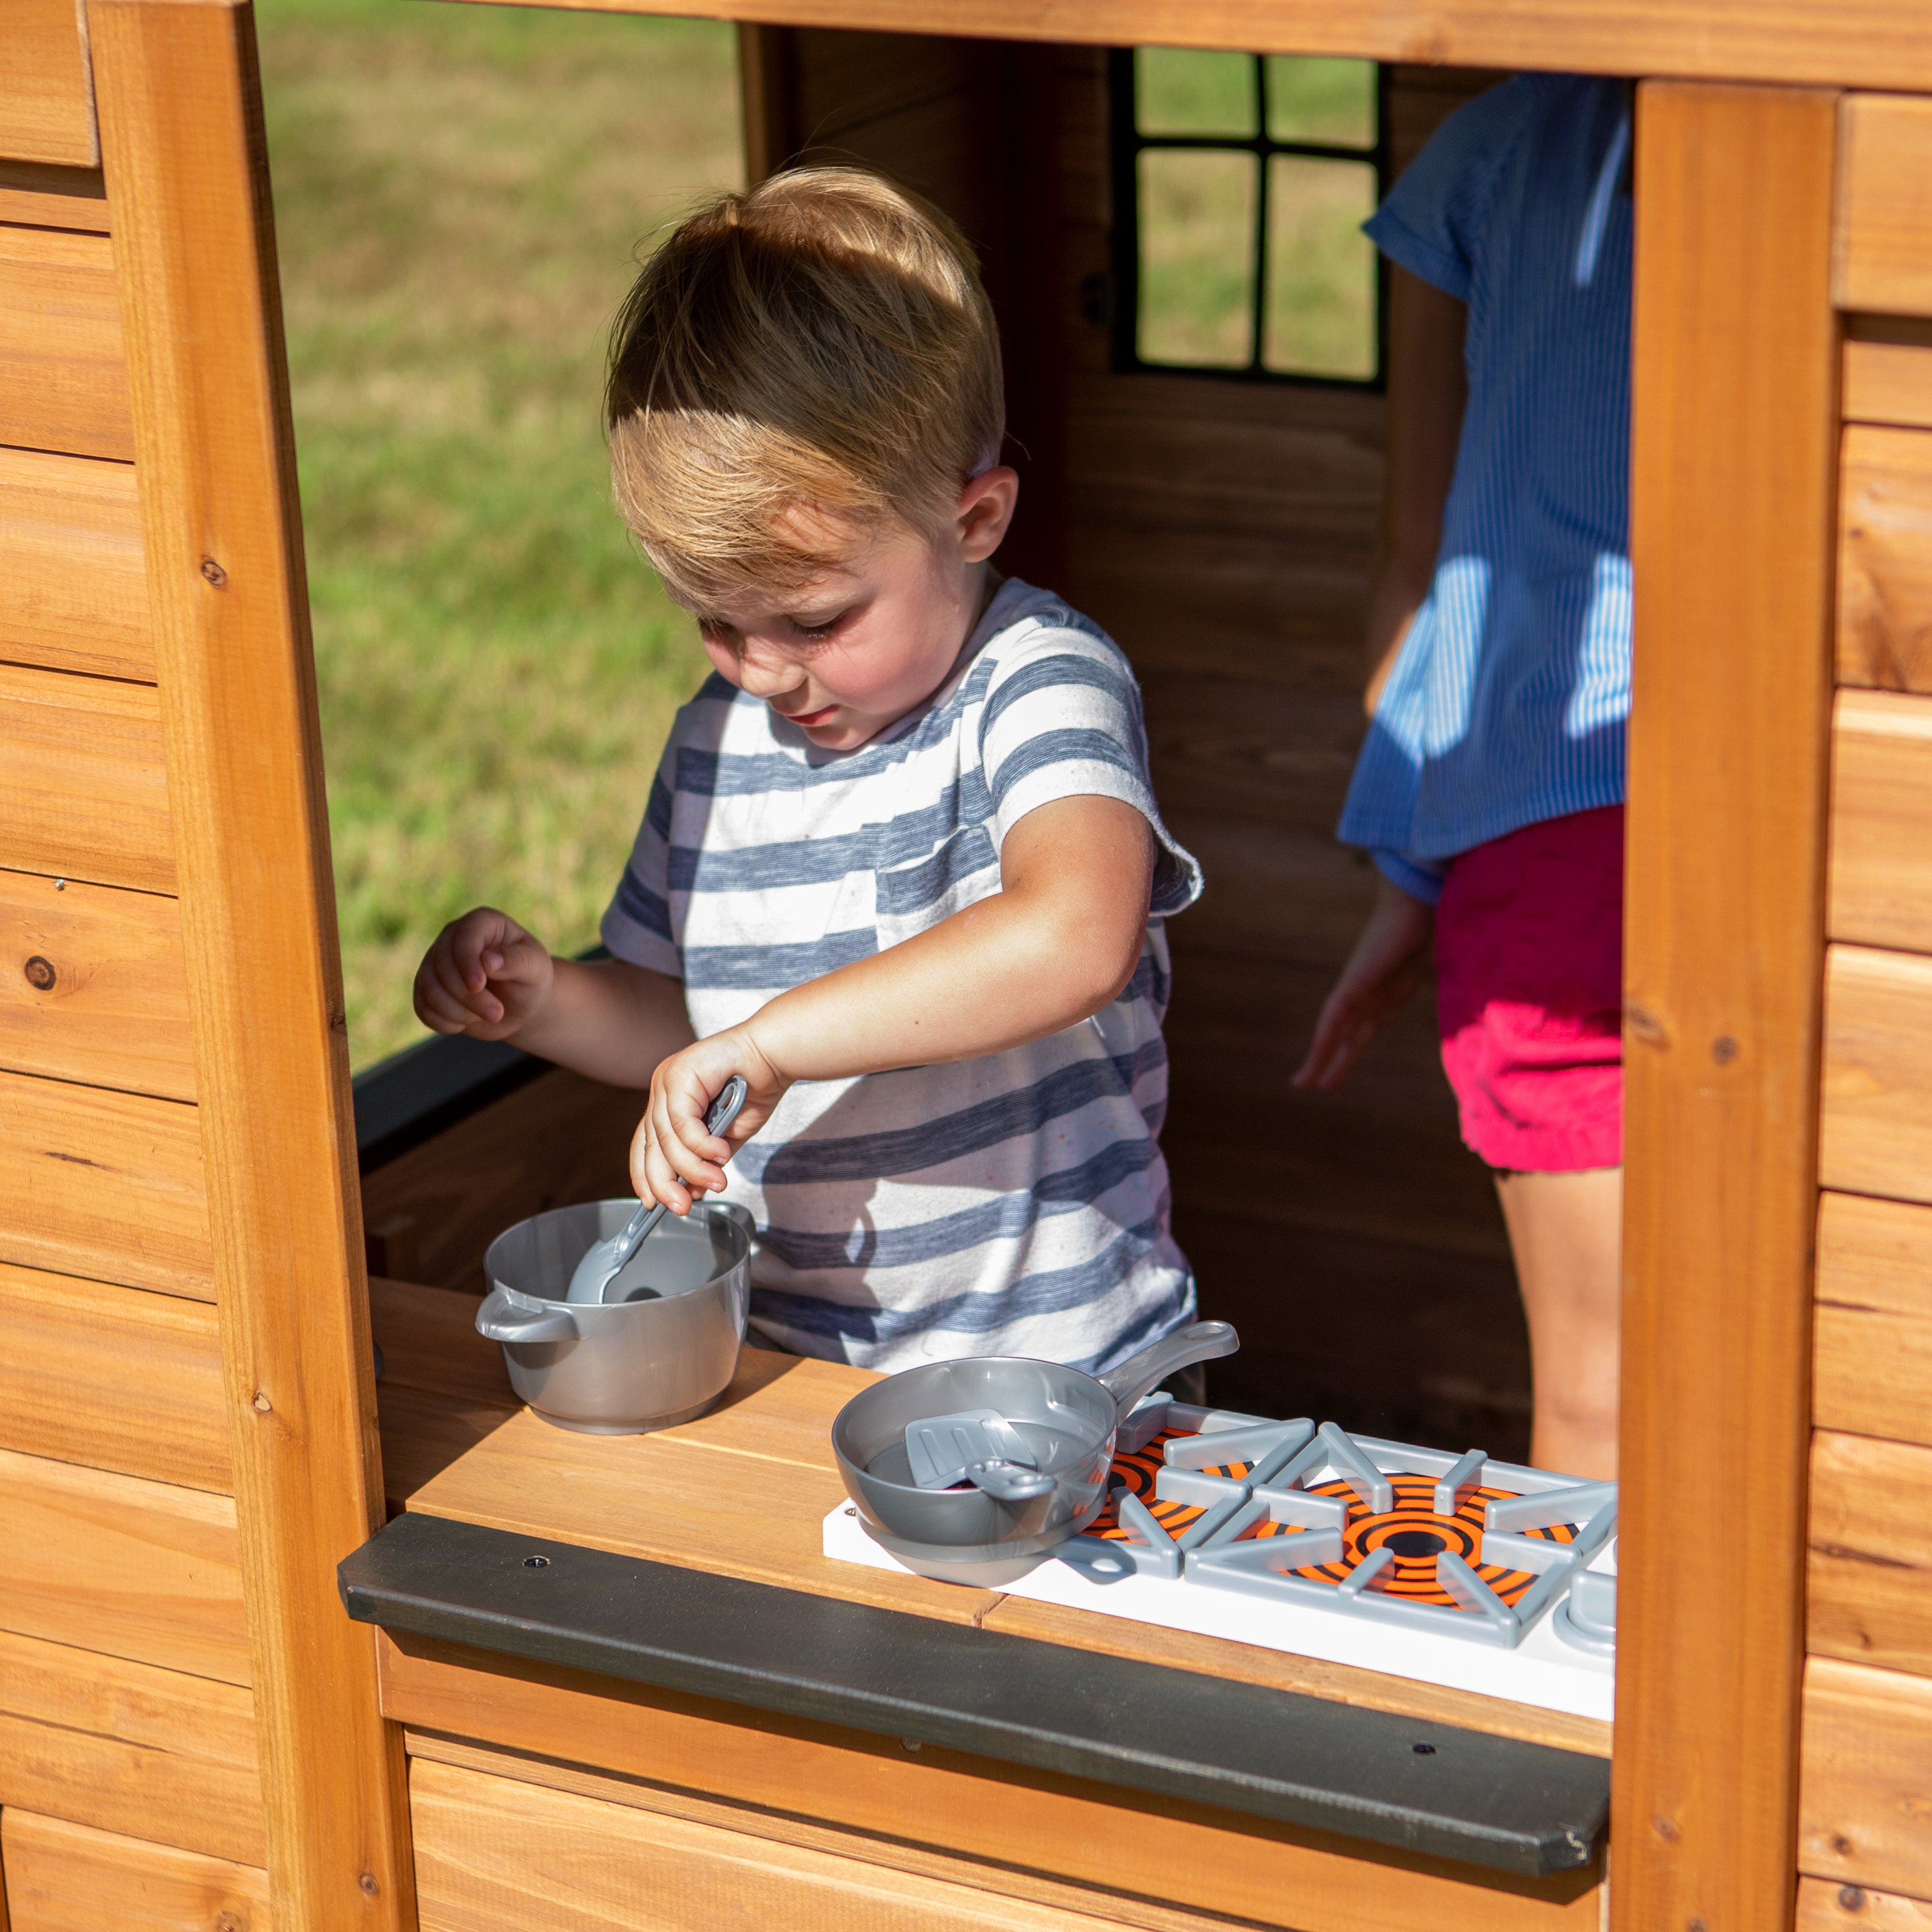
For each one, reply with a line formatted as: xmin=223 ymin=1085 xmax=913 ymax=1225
xmin=1137 ymin=147 xmax=1258 ymax=368
xmin=1265 ymin=55 xmax=1376 ymax=149
xmin=1264 ymin=155 xmax=1378 ymax=379
xmin=1135 ymin=48 xmax=1256 ymax=138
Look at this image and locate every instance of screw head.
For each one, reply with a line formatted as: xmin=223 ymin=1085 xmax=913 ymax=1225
xmin=359 ymin=1873 xmax=379 ymax=1897
xmin=24 ymin=955 xmax=55 ymax=991
xmin=1839 ymin=1886 xmax=1866 ymax=1912
xmin=524 ymin=1554 xmax=549 ymax=1568
xmin=1412 ymin=1742 xmax=1436 ymax=1755
xmin=201 ymin=557 xmax=228 ymax=587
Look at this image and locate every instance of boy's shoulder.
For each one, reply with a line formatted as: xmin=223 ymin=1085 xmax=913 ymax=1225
xmin=967 ymin=578 xmax=1135 ymax=690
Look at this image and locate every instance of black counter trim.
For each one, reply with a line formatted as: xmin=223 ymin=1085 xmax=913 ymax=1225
xmin=339 ymin=1510 xmax=1607 ymax=1878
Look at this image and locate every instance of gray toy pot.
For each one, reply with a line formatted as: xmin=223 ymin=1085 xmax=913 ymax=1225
xmin=477 ymin=1198 xmax=752 ymax=1434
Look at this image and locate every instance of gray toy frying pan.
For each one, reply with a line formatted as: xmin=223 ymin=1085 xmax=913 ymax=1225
xmin=830 ymin=1320 xmax=1238 ymax=1584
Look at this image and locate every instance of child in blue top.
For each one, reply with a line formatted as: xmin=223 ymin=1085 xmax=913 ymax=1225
xmin=1296 ymin=76 xmax=1633 ymax=1479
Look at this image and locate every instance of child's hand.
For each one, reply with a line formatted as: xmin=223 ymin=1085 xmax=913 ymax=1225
xmin=414 ymin=907 xmax=555 ymax=1042
xmin=1294 ymin=877 xmax=1435 ymax=1092
xmin=630 ymin=1026 xmax=789 ymax=1216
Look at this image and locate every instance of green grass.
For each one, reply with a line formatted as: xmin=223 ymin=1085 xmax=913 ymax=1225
xmin=254 ymin=0 xmax=740 ymax=1067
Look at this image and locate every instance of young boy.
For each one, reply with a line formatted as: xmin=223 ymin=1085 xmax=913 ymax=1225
xmin=415 ymin=167 xmax=1201 ymax=1374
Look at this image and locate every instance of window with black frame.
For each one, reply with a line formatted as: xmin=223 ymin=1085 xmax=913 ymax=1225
xmin=1109 ymin=49 xmax=1388 ymax=386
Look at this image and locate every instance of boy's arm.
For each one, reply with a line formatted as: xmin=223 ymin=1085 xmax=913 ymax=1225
xmin=416 ymin=905 xmax=694 ymax=1087
xmin=634 ymin=795 xmax=1154 ymax=1210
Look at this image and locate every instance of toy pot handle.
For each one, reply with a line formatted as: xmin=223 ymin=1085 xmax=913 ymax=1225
xmin=475 ymin=1288 xmax=577 ymax=1345
xmin=1097 ymin=1320 xmax=1238 ymax=1422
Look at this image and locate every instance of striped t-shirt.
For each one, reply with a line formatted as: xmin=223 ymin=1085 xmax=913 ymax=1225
xmin=1340 ymin=75 xmax=1633 ymax=903
xmin=600 ymin=577 xmax=1202 ymax=1374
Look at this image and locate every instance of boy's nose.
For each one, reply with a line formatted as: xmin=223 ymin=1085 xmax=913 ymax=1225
xmin=735 ymin=644 xmax=804 ymax=702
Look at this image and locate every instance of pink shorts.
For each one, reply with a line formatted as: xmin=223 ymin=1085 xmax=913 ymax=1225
xmin=1434 ymin=805 xmax=1624 ymax=1173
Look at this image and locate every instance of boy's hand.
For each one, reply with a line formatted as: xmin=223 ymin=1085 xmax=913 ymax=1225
xmin=631 ymin=1026 xmax=788 ymax=1216
xmin=415 ymin=907 xmax=555 ymax=1042
xmin=1294 ymin=876 xmax=1435 ymax=1092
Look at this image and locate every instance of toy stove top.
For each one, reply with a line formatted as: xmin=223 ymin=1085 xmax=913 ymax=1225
xmin=826 ymin=1399 xmax=1620 ymax=1721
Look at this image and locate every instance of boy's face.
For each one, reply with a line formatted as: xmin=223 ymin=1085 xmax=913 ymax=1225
xmin=687 ymin=469 xmax=1017 ymax=753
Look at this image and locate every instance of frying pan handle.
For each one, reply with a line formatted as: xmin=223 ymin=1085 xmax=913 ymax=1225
xmin=1098 ymin=1320 xmax=1239 ymax=1420
xmin=475 ymin=1288 xmax=577 ymax=1345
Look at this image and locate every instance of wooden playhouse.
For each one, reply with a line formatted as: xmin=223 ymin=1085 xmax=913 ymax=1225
xmin=3 ymin=0 xmax=1932 ymax=1926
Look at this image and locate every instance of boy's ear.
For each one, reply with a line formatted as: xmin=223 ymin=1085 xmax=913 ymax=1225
xmin=956 ymin=466 xmax=1019 ymax=563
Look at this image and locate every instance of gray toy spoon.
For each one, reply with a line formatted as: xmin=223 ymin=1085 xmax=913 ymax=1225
xmin=564 ymin=1075 xmax=748 ymax=1305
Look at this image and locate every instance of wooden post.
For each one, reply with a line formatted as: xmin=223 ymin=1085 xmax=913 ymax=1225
xmin=88 ymin=3 xmax=414 ymax=1927
xmin=1616 ymin=82 xmax=1838 ymax=1931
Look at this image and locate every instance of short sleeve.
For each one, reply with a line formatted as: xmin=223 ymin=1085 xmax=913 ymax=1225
xmin=600 ymin=759 xmax=683 ymax=976
xmin=978 ymin=625 xmax=1202 ymax=919
xmin=1363 ymin=75 xmax=1535 ymax=301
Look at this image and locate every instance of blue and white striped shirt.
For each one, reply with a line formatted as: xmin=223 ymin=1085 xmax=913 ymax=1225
xmin=601 ymin=578 xmax=1202 ymax=1374
xmin=1339 ymin=75 xmax=1633 ymax=904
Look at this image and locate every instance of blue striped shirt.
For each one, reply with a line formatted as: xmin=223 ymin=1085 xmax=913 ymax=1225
xmin=1339 ymin=75 xmax=1633 ymax=904
xmin=601 ymin=578 xmax=1203 ymax=1374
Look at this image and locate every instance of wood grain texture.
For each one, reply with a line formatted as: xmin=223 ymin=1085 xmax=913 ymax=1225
xmin=358 ymin=1066 xmax=638 ymax=1293
xmin=0 ymin=1627 xmax=262 ymax=1866
xmin=412 ymin=1756 xmax=1136 ymax=1932
xmin=1797 ymin=1877 xmax=1932 ymax=1929
xmin=1839 ymin=424 xmax=1932 ymax=692
xmin=0 ymin=223 xmax=129 ymax=458
xmin=1815 ymin=1191 xmax=1932 ymax=1446
xmin=0 ymin=1444 xmax=249 ymax=1685
xmin=1844 ymin=317 xmax=1932 ymax=433
xmin=1837 ymin=95 xmax=1932 ymax=317
xmin=0 ymin=0 xmax=98 ymax=167
xmin=1 ymin=1810 xmax=270 ymax=1932
xmin=0 ymin=1069 xmax=211 ymax=1296
xmin=0 ymin=158 xmax=108 ymax=232
xmin=384 ymin=1653 xmax=1602 ymax=1932
xmin=367 ymin=1274 xmax=515 ymax=1410
xmin=404 ymin=1731 xmax=1247 ymax=1932
xmin=91 ymin=4 xmax=413 ymax=1926
xmin=1616 ymin=81 xmax=1839 ymax=1932
xmin=428 ymin=0 xmax=1932 ymax=93
xmin=1830 ymin=689 xmax=1932 ymax=952
xmin=0 ymin=1260 xmax=228 ymax=1489
xmin=1808 ymin=1429 xmax=1932 ymax=1678
xmin=1821 ymin=943 xmax=1932 ymax=1202
xmin=0 ymin=663 xmax=173 ymax=893
xmin=1799 ymin=1655 xmax=1932 ymax=1899
xmin=0 ymin=445 xmax=153 ymax=681
xmin=0 ymin=868 xmax=194 ymax=1101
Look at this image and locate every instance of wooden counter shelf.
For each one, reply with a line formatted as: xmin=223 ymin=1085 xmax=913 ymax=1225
xmin=355 ymin=1277 xmax=1609 ymax=1931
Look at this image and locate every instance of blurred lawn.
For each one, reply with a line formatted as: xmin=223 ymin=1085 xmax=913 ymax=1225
xmin=255 ymin=0 xmax=739 ymax=1068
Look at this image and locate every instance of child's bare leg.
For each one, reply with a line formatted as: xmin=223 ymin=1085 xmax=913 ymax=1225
xmin=1493 ymin=1167 xmax=1622 ymax=1479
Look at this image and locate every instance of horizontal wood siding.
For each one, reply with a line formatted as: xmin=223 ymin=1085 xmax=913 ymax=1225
xmin=0 ymin=446 xmax=153 ymax=681
xmin=1797 ymin=1877 xmax=1932 ymax=1928
xmin=1838 ymin=424 xmax=1932 ymax=692
xmin=1809 ymin=1430 xmax=1932 ymax=1680
xmin=1814 ymin=1192 xmax=1932 ymax=1447
xmin=1799 ymin=1656 xmax=1932 ymax=1902
xmin=0 ymin=1810 xmax=270 ymax=1932
xmin=0 ymin=1444 xmax=249 ymax=1685
xmin=1820 ymin=943 xmax=1932 ymax=1201
xmin=1844 ymin=319 xmax=1932 ymax=433
xmin=0 ymin=0 xmax=97 ymax=168
xmin=0 ymin=1070 xmax=213 ymax=1296
xmin=0 ymin=663 xmax=174 ymax=895
xmin=0 ymin=1628 xmax=262 ymax=1867
xmin=0 ymin=224 xmax=131 ymax=460
xmin=0 ymin=1262 xmax=229 ymax=1490
xmin=0 ymin=158 xmax=108 ymax=234
xmin=1830 ymin=689 xmax=1932 ymax=952
xmin=0 ymin=868 xmax=194 ymax=1102
xmin=1837 ymin=95 xmax=1932 ymax=318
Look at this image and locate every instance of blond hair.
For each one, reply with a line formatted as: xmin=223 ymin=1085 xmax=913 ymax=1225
xmin=605 ymin=167 xmax=1005 ymax=607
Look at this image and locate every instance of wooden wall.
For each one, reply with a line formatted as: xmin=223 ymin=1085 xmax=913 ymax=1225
xmin=743 ymin=28 xmax=1519 ymax=1448
xmin=0 ymin=1 xmax=410 ymax=1925
xmin=1795 ymin=88 xmax=1932 ymax=1930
